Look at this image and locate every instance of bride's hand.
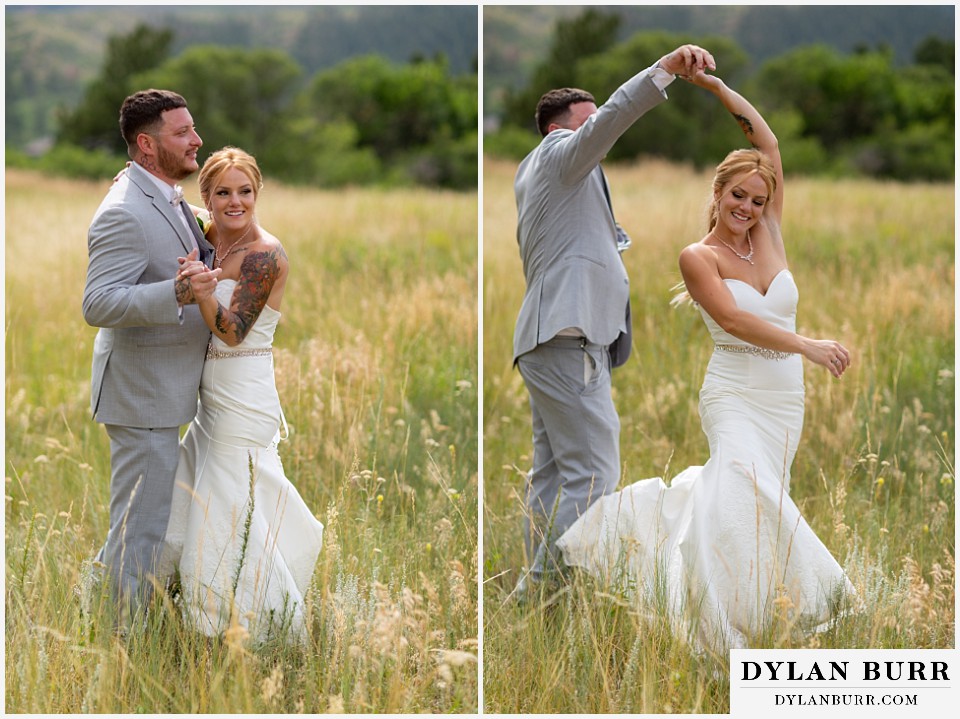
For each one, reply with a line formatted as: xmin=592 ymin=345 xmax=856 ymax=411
xmin=177 ymin=259 xmax=207 ymax=281
xmin=684 ymin=69 xmax=724 ymax=92
xmin=659 ymin=44 xmax=716 ymax=78
xmin=173 ymin=250 xmax=220 ymax=304
xmin=176 ymin=249 xmax=218 ymax=283
xmin=113 ymin=161 xmax=132 ymax=183
xmin=802 ymin=338 xmax=851 ymax=378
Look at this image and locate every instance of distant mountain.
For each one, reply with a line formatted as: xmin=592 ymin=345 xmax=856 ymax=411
xmin=483 ymin=5 xmax=955 ymax=116
xmin=5 ymin=5 xmax=478 ymax=147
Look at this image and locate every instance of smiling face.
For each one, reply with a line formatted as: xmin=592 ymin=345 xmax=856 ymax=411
xmin=150 ymin=107 xmax=202 ymax=181
xmin=207 ymin=166 xmax=258 ymax=235
xmin=714 ymin=172 xmax=770 ymax=236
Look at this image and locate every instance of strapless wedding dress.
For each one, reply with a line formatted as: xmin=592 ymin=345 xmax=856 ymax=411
xmin=557 ymin=270 xmax=854 ymax=651
xmin=161 ymin=280 xmax=323 ymax=643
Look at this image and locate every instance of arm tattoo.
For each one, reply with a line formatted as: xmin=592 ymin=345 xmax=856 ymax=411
xmin=214 ymin=303 xmax=229 ymax=335
xmin=217 ymin=249 xmax=282 ymax=344
xmin=733 ymin=112 xmax=755 ymax=137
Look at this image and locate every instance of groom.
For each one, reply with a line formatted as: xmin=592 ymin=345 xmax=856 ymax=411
xmin=512 ymin=44 xmax=716 ymax=596
xmin=82 ymin=89 xmax=219 ymax=629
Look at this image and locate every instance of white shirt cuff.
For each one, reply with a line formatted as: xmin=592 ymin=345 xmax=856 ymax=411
xmin=649 ymin=62 xmax=675 ymax=92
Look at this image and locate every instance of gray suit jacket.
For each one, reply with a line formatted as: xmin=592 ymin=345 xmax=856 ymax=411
xmin=512 ymin=67 xmax=668 ymax=363
xmin=82 ymin=162 xmax=214 ymax=428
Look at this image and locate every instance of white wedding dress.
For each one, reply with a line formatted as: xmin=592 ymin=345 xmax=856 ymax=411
xmin=557 ymin=270 xmax=854 ymax=651
xmin=161 ymin=279 xmax=323 ymax=643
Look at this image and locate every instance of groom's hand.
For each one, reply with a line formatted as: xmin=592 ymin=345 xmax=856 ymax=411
xmin=659 ymin=44 xmax=716 ymax=79
xmin=174 ymin=249 xmax=221 ymax=304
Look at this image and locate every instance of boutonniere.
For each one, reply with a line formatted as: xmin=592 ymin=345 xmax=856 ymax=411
xmin=196 ymin=208 xmax=212 ymax=236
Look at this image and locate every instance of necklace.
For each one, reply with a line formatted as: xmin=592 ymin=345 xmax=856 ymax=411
xmin=214 ymin=223 xmax=257 ymax=267
xmin=712 ymin=229 xmax=754 ymax=265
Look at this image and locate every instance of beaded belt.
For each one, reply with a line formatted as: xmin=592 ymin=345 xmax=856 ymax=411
xmin=205 ymin=343 xmax=273 ymax=361
xmin=715 ymin=343 xmax=794 ymax=361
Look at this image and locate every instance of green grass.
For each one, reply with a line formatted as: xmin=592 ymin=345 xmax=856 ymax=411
xmin=482 ymin=156 xmax=954 ymax=713
xmin=4 ymin=168 xmax=478 ymax=713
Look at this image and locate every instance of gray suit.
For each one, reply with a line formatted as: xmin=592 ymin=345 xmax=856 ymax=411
xmin=82 ymin=162 xmax=213 ymax=617
xmin=512 ymin=67 xmax=668 ymax=583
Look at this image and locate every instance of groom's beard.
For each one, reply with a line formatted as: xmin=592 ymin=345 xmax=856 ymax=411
xmin=155 ymin=142 xmax=197 ymax=182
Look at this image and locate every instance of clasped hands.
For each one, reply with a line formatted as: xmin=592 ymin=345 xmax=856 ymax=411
xmin=662 ymin=46 xmax=727 ymax=93
xmin=658 ymin=44 xmax=717 ymax=81
xmin=174 ymin=248 xmax=221 ymax=304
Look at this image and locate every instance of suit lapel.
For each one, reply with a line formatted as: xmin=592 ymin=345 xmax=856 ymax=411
xmin=176 ymin=199 xmax=216 ymax=267
xmin=196 ymin=228 xmax=215 ymax=268
xmin=597 ymin=166 xmax=633 ymax=367
xmin=155 ymin=196 xmax=196 ymax=256
xmin=127 ymin=164 xmax=197 ymax=256
xmin=598 ymin=167 xmax=616 ymax=224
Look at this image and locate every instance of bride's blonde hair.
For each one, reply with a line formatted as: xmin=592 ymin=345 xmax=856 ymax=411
xmin=198 ymin=146 xmax=264 ymax=207
xmin=707 ymin=148 xmax=777 ymax=232
xmin=671 ymin=148 xmax=778 ymax=307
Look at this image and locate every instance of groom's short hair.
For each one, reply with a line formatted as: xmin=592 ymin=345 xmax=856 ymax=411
xmin=535 ymin=88 xmax=596 ymax=137
xmin=119 ymin=89 xmax=188 ymax=157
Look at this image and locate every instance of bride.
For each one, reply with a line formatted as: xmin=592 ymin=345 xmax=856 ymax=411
xmin=162 ymin=147 xmax=323 ymax=643
xmin=556 ymin=72 xmax=855 ymax=652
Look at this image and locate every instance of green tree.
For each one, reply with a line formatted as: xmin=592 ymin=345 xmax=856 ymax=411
xmin=56 ymin=24 xmax=174 ymax=153
xmin=295 ymin=54 xmax=477 ymax=187
xmin=755 ymin=43 xmax=953 ymax=179
xmin=502 ymin=8 xmax=621 ymax=132
xmin=756 ymin=45 xmax=898 ymax=150
xmin=866 ymin=62 xmax=954 ymax=180
xmin=134 ymin=46 xmax=303 ymax=172
xmin=576 ymin=32 xmax=750 ymax=166
xmin=268 ymin=116 xmax=383 ymax=187
xmin=894 ymin=64 xmax=955 ymax=127
xmin=914 ymin=35 xmax=954 ymax=75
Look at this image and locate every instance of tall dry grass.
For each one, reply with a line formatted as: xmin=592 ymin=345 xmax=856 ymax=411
xmin=482 ymin=156 xmax=954 ymax=713
xmin=4 ymin=168 xmax=478 ymax=713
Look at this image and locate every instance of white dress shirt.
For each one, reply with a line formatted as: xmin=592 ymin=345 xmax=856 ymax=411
xmin=135 ymin=163 xmax=199 ymax=249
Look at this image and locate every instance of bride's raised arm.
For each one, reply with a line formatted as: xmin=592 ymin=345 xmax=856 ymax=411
xmin=687 ymin=72 xmax=784 ymax=226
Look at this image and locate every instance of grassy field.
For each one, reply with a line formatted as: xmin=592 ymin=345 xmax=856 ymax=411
xmin=482 ymin=156 xmax=954 ymax=714
xmin=4 ymin=168 xmax=478 ymax=713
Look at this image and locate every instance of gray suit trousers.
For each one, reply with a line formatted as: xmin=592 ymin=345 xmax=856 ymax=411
xmin=516 ymin=337 xmax=621 ymax=580
xmin=97 ymin=424 xmax=181 ymax=620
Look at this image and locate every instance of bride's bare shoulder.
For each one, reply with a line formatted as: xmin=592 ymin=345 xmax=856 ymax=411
xmin=678 ymin=240 xmax=718 ymax=271
xmin=251 ymin=229 xmax=287 ymax=259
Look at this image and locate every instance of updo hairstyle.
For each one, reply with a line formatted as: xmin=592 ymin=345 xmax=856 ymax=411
xmin=706 ymin=148 xmax=777 ymax=232
xmin=198 ymin=146 xmax=264 ymax=208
